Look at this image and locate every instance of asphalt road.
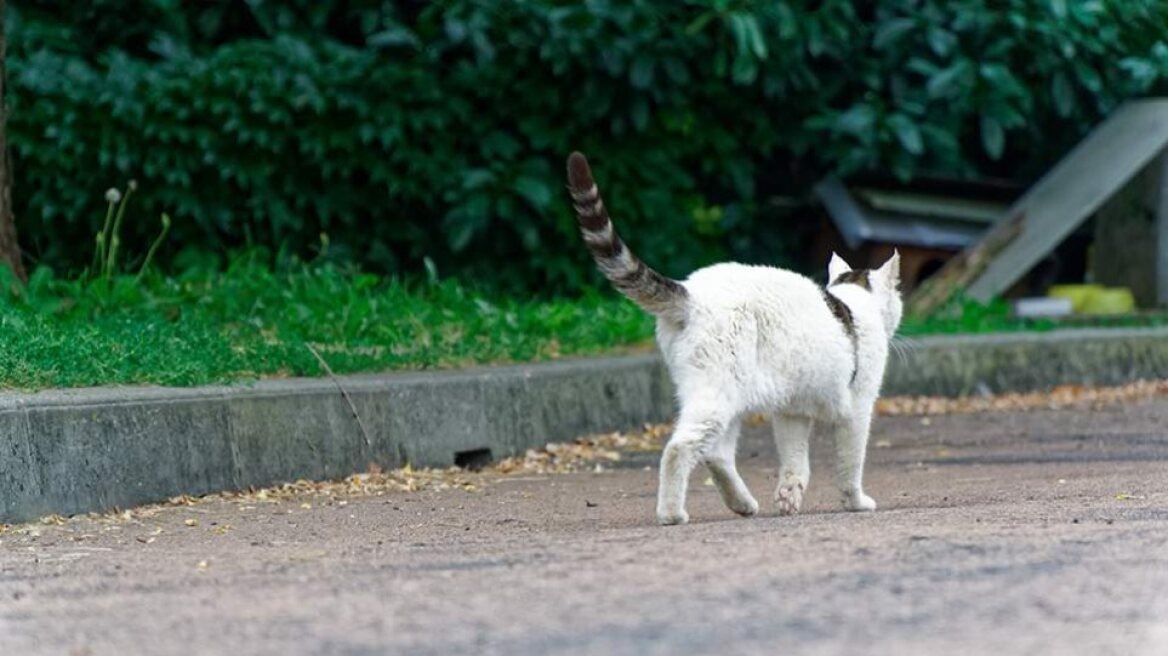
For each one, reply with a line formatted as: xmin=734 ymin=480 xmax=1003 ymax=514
xmin=3 ymin=398 xmax=1168 ymax=656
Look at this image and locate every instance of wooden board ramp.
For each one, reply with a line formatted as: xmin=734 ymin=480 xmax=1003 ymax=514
xmin=909 ymin=98 xmax=1168 ymax=315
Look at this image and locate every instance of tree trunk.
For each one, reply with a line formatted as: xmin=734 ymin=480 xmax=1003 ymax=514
xmin=0 ymin=0 xmax=26 ymax=282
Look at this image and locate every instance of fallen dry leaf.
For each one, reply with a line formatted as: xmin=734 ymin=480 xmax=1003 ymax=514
xmin=492 ymin=423 xmax=669 ymax=476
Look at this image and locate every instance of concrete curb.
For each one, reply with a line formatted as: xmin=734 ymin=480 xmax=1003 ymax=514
xmin=885 ymin=327 xmax=1168 ymax=396
xmin=2 ymin=327 xmax=1166 ymax=523
xmin=1 ymin=356 xmax=674 ymax=523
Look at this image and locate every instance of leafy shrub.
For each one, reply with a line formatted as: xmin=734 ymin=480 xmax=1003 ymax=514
xmin=7 ymin=1 xmax=1168 ymax=293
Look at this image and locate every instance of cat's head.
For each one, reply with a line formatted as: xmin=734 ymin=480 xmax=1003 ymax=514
xmin=828 ymin=251 xmax=903 ymax=337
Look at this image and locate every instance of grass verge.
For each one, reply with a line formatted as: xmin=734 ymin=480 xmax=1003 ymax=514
xmin=0 ymin=254 xmax=654 ymax=390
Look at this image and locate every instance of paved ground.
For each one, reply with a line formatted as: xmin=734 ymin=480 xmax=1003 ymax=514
xmin=2 ymin=398 xmax=1167 ymax=656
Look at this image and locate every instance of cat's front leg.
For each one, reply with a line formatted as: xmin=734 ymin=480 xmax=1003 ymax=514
xmin=772 ymin=414 xmax=812 ymax=516
xmin=657 ymin=440 xmax=694 ymax=526
xmin=830 ymin=409 xmax=877 ymax=512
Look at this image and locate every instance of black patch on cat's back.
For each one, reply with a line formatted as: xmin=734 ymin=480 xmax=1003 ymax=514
xmin=821 ymin=289 xmax=859 ymax=383
xmin=821 ymin=290 xmax=856 ymax=340
xmin=830 ymin=269 xmax=871 ymax=290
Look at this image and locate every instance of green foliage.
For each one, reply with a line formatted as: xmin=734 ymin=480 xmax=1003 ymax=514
xmin=7 ymin=1 xmax=1168 ymax=293
xmin=0 ymin=251 xmax=656 ymax=390
xmin=88 ymin=181 xmax=173 ymax=285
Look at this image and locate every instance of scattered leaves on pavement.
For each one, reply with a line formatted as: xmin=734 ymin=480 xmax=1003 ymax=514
xmin=493 ymin=424 xmax=669 ymax=475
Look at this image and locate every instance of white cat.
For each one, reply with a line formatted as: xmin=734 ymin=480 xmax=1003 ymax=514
xmin=566 ymin=152 xmax=902 ymax=525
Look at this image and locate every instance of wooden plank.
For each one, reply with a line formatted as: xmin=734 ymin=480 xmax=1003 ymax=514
xmin=856 ymin=188 xmax=1006 ymax=223
xmin=966 ymin=99 xmax=1168 ymax=301
xmin=906 ymin=213 xmax=1024 ymax=316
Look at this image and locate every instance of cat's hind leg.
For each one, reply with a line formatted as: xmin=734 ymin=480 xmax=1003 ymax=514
xmin=772 ymin=414 xmax=812 ymax=516
xmin=704 ymin=417 xmax=759 ymax=518
xmin=828 ymin=408 xmax=877 ymax=512
xmin=657 ymin=406 xmax=732 ymax=525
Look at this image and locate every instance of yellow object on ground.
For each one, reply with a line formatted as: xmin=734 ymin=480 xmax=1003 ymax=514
xmin=1081 ymin=287 xmax=1135 ymax=315
xmin=1047 ymin=284 xmax=1135 ymax=314
xmin=1047 ymin=284 xmax=1104 ymax=313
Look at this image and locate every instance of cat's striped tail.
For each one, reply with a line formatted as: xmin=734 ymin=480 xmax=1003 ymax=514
xmin=566 ymin=152 xmax=688 ymax=323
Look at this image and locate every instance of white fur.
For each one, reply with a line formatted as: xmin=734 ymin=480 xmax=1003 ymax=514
xmin=828 ymin=252 xmax=851 ymax=281
xmin=654 ymin=252 xmax=902 ymax=525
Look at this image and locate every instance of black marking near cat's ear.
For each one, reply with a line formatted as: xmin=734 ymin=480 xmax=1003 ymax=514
xmin=830 ymin=269 xmax=872 ymax=291
xmin=821 ymin=289 xmax=859 ymax=383
xmin=821 ymin=290 xmax=855 ymax=336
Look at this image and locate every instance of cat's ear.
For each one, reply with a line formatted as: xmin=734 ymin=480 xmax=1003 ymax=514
xmin=828 ymin=252 xmax=852 ymax=282
xmin=877 ymin=249 xmax=901 ymax=290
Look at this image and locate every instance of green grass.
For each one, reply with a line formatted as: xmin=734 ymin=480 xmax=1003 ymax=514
xmin=899 ymin=297 xmax=1047 ymax=336
xmin=0 ymin=254 xmax=654 ymax=390
xmin=900 ymin=296 xmax=1168 ymax=336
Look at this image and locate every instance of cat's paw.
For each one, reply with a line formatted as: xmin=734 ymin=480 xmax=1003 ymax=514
xmin=729 ymin=494 xmax=759 ymax=517
xmin=774 ymin=482 xmax=804 ymax=516
xmin=841 ymin=491 xmax=876 ymax=512
xmin=657 ymin=508 xmax=690 ymax=526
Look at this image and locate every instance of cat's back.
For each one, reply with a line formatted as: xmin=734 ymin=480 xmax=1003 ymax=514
xmin=682 ymin=262 xmax=820 ymax=309
xmin=663 ymin=262 xmax=849 ymax=401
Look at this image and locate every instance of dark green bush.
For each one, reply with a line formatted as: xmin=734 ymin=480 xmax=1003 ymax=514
xmin=7 ymin=1 xmax=1168 ymax=292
